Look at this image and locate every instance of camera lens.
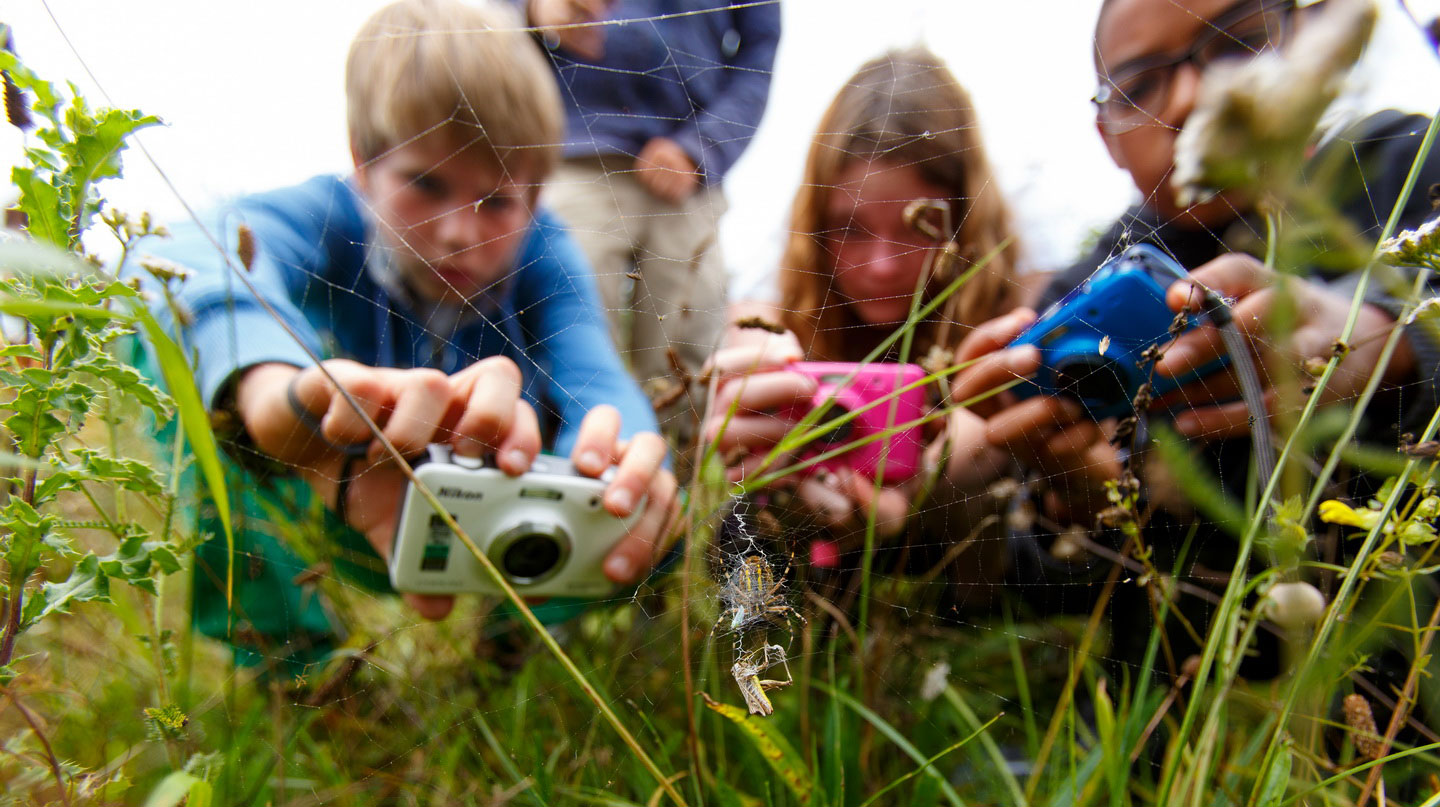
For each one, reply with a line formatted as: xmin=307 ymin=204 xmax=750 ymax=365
xmin=1054 ymin=358 xmax=1129 ymax=412
xmin=492 ymin=522 xmax=571 ymax=585
xmin=812 ymin=403 xmax=854 ymax=446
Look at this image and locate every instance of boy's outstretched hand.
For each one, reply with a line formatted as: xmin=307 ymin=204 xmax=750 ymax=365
xmin=232 ymin=357 xmax=678 ymax=620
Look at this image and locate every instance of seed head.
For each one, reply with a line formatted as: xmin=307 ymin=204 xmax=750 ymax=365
xmin=236 ymin=223 xmax=257 ymax=272
xmin=1343 ymin=693 xmax=1384 ymax=760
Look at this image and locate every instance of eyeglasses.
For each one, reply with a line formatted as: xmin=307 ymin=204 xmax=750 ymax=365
xmin=1093 ymin=0 xmax=1295 ymax=134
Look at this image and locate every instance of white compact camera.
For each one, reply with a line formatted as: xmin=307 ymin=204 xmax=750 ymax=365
xmin=389 ymin=446 xmax=641 ymax=598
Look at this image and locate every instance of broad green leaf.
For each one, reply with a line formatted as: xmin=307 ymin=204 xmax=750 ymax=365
xmin=76 ymin=355 xmax=172 ymax=418
xmin=19 ymin=554 xmax=110 ymax=630
xmin=0 ymin=294 xmax=132 ymax=324
xmin=77 ymin=449 xmax=165 ymax=495
xmin=0 ymin=49 xmax=61 ymax=115
xmin=10 ymin=166 xmax=68 ymax=248
xmin=142 ymin=771 xmax=207 ymax=807
xmin=133 ymin=305 xmax=233 ymax=605
xmin=702 ymin=693 xmax=815 ymax=805
xmin=67 ymin=106 xmax=161 ymax=185
xmin=186 ymin=780 xmax=213 ymax=807
xmin=0 ymin=236 xmax=90 ymax=279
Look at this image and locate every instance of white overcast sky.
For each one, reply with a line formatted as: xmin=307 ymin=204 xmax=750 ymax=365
xmin=3 ymin=1 xmax=1439 ymax=300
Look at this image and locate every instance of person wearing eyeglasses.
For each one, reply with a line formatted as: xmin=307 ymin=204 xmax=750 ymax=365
xmin=943 ymin=0 xmax=1440 ymax=671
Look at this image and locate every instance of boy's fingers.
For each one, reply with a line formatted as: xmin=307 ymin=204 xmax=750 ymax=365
xmin=844 ymin=474 xmax=909 ymax=539
xmin=322 ymin=373 xmax=389 ymax=445
xmin=986 ymin=394 xmax=1083 ymax=448
xmin=1158 ymin=286 xmax=1276 ymax=377
xmin=1167 ymin=253 xmax=1273 ymax=313
xmin=707 ymin=333 xmax=803 ymax=378
xmin=713 ymin=371 xmax=817 ymax=416
xmin=950 ymin=345 xmax=1040 ymax=408
xmin=725 ymin=451 xmax=790 ymax=484
xmin=956 ymin=308 xmax=1038 ymax=364
xmin=572 ymin=405 xmax=621 ymax=477
xmin=796 ymin=474 xmax=855 ymax=529
xmin=451 ymin=360 xmax=523 ymax=456
xmin=705 ymin=415 xmax=793 ymax=453
xmin=1039 ymin=420 xmax=1105 ymax=472
xmin=381 ymin=369 xmax=452 ymax=458
xmin=1173 ymin=393 xmax=1275 ymax=440
xmin=403 ymin=593 xmax=455 ymax=621
xmin=603 ymin=470 xmax=677 ymax=585
xmin=604 ymin=432 xmax=667 ymax=517
xmin=494 ymin=401 xmax=542 ymax=475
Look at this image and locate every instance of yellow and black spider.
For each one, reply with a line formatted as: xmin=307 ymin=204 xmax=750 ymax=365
xmin=712 ymin=553 xmax=807 ymax=657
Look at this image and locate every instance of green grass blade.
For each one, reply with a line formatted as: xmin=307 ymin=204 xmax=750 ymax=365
xmin=818 ymin=684 xmax=969 ymax=807
xmin=939 ymin=686 xmax=1026 ymax=807
xmin=132 ymin=305 xmax=234 ymax=608
xmin=858 ymin=716 xmax=999 ymax=807
xmin=702 ymin=693 xmax=816 ymax=805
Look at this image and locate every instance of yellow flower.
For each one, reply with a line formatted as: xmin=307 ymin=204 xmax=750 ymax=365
xmin=1319 ymin=500 xmax=1383 ymax=530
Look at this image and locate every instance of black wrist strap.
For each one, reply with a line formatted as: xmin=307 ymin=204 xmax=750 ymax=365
xmin=334 ymin=453 xmax=363 ymax=527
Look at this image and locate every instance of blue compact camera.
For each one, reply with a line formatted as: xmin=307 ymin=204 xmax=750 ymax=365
xmin=1009 ymin=244 xmax=1226 ymax=420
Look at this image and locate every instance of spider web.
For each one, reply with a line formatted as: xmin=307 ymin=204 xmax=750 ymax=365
xmin=5 ymin=0 xmax=1440 ymax=803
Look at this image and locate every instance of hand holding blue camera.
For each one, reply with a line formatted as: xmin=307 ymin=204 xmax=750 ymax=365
xmin=948 ymin=248 xmax=1416 ymax=522
xmin=1152 ymin=252 xmax=1413 ymax=439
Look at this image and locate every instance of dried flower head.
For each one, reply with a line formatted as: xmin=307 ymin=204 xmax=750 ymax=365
xmin=236 ymin=223 xmax=257 ymax=272
xmin=138 ymin=255 xmax=193 ymax=284
xmin=1379 ymin=216 xmax=1440 ymax=271
xmin=1172 ymin=0 xmax=1377 ymax=206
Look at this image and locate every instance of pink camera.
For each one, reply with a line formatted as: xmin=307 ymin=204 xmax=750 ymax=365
xmin=782 ymin=362 xmax=929 ymax=485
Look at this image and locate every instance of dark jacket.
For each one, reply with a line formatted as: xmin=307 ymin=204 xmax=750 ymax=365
xmin=534 ymin=0 xmax=781 ymax=186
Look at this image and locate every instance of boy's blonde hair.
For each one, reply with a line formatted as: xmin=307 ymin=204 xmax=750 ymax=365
xmin=347 ymin=0 xmax=563 ymax=178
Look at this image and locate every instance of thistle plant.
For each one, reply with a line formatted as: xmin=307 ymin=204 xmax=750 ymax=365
xmin=0 ymin=47 xmax=228 ymax=803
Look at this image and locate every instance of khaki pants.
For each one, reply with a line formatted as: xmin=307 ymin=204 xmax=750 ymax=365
xmin=544 ymin=158 xmax=729 ymax=388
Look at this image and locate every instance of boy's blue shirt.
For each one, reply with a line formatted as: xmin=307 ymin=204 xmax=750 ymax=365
xmin=534 ymin=0 xmax=781 ymax=186
xmin=136 ymin=174 xmax=659 ymax=666
xmin=147 ymin=173 xmax=658 ymax=453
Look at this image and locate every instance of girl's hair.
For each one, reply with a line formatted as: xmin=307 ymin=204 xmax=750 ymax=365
xmin=777 ymin=46 xmax=1020 ymax=362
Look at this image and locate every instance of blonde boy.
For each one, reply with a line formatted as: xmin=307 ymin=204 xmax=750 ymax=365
xmin=145 ymin=0 xmax=675 ymax=661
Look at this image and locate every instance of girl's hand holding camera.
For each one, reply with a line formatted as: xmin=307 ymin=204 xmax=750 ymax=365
xmin=234 ymin=356 xmax=677 ymax=619
xmin=703 ymin=330 xmax=913 ymax=539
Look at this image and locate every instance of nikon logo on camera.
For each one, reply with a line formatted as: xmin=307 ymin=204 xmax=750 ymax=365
xmin=437 ymin=487 xmax=484 ymax=501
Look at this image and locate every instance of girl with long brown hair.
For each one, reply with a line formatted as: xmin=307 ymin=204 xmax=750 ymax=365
xmin=705 ymin=46 xmax=1027 ymax=593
